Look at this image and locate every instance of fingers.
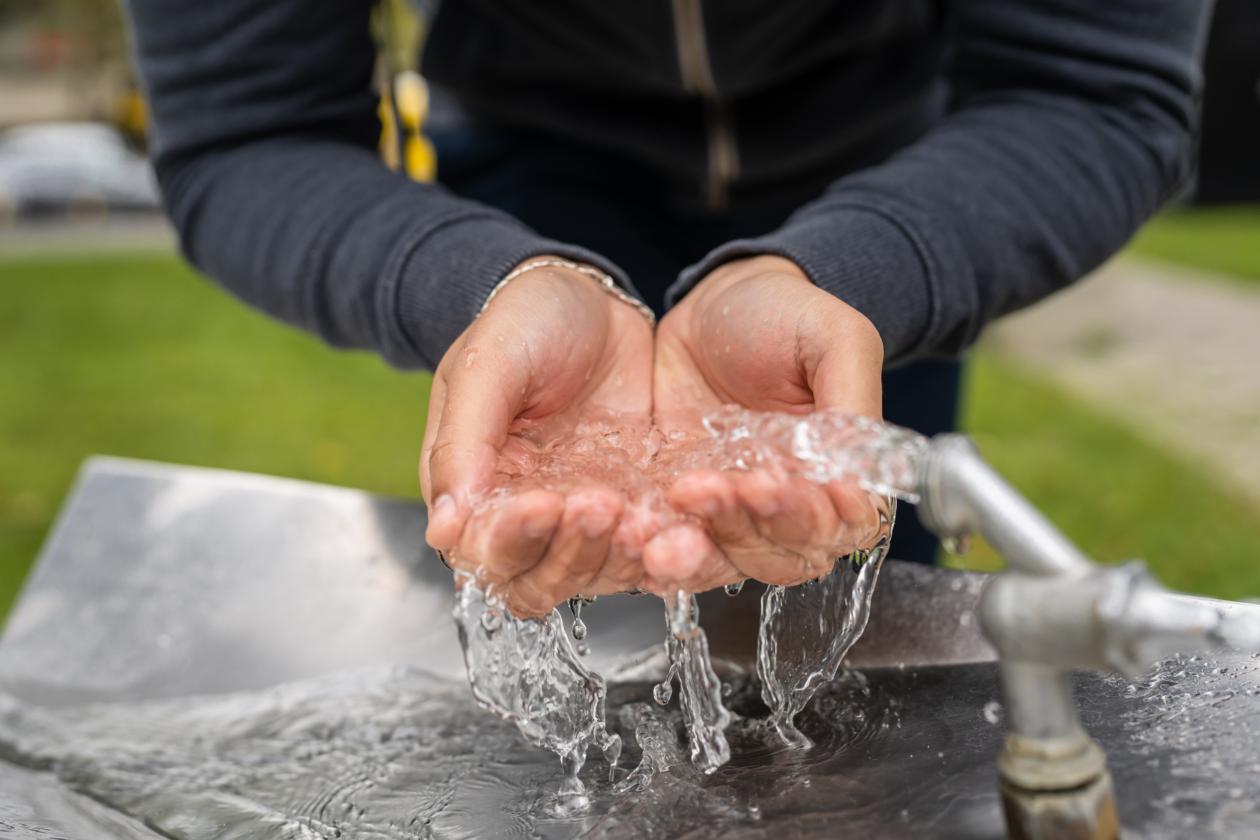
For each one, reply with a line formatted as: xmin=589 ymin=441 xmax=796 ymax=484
xmin=668 ymin=469 xmax=758 ymax=551
xmin=668 ymin=468 xmax=858 ymax=587
xmin=641 ymin=522 xmax=740 ymax=595
xmin=423 ymin=340 xmax=524 ymax=552
xmin=800 ymin=305 xmax=884 ymax=418
xmin=418 ymin=368 xmax=446 ymax=505
xmin=506 ymin=488 xmax=623 ymax=616
xmin=825 ymin=481 xmax=885 ymax=552
xmin=446 ymin=486 xmax=644 ymax=617
xmin=451 ymin=489 xmax=565 ymax=588
xmin=583 ymin=506 xmax=655 ymax=596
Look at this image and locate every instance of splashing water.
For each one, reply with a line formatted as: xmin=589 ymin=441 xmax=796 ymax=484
xmin=451 ymin=576 xmax=620 ymax=810
xmin=6 ymin=656 xmax=1258 ymax=838
xmin=613 ymin=702 xmax=685 ymax=794
xmin=698 ymin=407 xmax=927 ymax=501
xmin=657 ymin=592 xmax=733 ymax=772
xmin=449 ymin=408 xmax=928 ymax=798
xmin=463 ymin=407 xmax=927 ymax=530
xmin=757 ymin=501 xmax=896 ymax=748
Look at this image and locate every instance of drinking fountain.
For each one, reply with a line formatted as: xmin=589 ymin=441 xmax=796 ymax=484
xmin=917 ymin=434 xmax=1260 ymax=839
xmin=1 ymin=455 xmax=1258 ymax=838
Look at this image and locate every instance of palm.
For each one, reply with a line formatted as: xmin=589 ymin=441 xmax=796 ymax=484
xmin=422 ymin=267 xmax=654 ymax=615
xmin=645 ymin=258 xmax=885 ymax=593
xmin=655 ymin=272 xmax=818 ymax=419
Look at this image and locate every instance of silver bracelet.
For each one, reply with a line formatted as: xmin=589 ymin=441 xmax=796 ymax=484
xmin=480 ymin=257 xmax=656 ymax=326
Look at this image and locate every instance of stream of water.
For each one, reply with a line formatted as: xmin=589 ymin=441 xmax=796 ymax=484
xmin=758 ymin=502 xmax=895 ymax=748
xmin=447 ymin=409 xmax=923 ymax=804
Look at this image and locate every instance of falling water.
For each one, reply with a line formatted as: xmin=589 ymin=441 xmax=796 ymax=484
xmin=451 ymin=575 xmax=620 ymax=810
xmin=448 ymin=408 xmax=929 ymax=801
xmin=656 ymin=592 xmax=732 ymax=772
xmin=757 ymin=502 xmax=896 ymax=747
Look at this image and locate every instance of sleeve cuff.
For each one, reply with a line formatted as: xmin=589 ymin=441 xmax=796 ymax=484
xmin=665 ymin=206 xmax=938 ymax=366
xmin=380 ymin=213 xmax=641 ymax=369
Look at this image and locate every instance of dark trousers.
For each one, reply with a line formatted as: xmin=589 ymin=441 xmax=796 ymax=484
xmin=433 ymin=127 xmax=961 ymax=565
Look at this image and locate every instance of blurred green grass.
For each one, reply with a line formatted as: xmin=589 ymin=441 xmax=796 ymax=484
xmin=2 ymin=247 xmax=1260 ymax=622
xmin=0 ymin=252 xmax=430 ymax=618
xmin=953 ymin=354 xmax=1260 ymax=600
xmin=1128 ymin=206 xmax=1260 ymax=284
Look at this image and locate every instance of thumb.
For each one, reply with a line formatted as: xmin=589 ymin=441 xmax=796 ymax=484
xmin=422 ymin=340 xmax=525 ymax=551
xmin=802 ymin=304 xmax=884 ymax=419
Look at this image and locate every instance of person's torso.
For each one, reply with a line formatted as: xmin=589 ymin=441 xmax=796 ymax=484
xmin=421 ymin=0 xmax=953 ymax=214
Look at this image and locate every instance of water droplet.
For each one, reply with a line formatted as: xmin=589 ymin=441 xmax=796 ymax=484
xmin=480 ymin=609 xmax=501 ymax=633
xmin=568 ymin=597 xmax=588 ymax=640
xmin=653 ymin=680 xmax=673 ymax=706
xmin=983 ymin=700 xmax=1002 ymax=725
xmin=724 ymin=580 xmax=745 ymax=597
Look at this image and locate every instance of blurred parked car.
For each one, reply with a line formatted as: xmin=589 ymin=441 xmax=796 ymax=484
xmin=0 ymin=122 xmax=159 ymax=222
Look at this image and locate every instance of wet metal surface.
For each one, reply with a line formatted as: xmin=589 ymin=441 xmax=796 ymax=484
xmin=1 ymin=458 xmax=1258 ymax=838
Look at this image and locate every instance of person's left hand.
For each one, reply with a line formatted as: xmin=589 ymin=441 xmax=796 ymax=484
xmin=646 ymin=255 xmax=887 ymax=593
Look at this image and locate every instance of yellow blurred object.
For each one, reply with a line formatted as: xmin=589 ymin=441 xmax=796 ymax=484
xmin=371 ymin=0 xmax=434 ymax=182
xmin=378 ymin=86 xmax=401 ymax=171
xmin=395 ymin=71 xmax=437 ymax=182
xmin=117 ymin=89 xmax=148 ymax=144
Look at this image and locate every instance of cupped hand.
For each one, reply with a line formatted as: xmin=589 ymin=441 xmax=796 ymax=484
xmin=421 ymin=259 xmax=655 ymax=616
xmin=647 ymin=255 xmax=887 ymax=592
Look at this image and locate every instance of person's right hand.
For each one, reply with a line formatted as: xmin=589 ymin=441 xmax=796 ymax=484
xmin=421 ymin=259 xmax=655 ymax=616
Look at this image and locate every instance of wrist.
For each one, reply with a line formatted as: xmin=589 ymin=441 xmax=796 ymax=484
xmin=487 ymin=256 xmax=656 ymax=326
xmin=719 ymin=254 xmax=810 ymax=281
xmin=687 ymin=254 xmax=812 ymax=309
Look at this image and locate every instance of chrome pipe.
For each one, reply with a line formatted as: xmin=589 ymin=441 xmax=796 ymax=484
xmin=917 ymin=435 xmax=1093 ymax=578
xmin=913 ymin=433 xmax=1260 ymax=839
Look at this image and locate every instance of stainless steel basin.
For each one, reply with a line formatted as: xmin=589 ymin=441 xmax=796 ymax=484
xmin=1 ymin=457 xmax=1257 ymax=838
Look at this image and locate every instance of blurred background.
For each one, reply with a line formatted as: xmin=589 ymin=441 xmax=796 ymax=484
xmin=0 ymin=0 xmax=1257 ymax=620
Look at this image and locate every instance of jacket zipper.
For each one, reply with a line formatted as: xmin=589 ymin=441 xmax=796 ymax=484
xmin=670 ymin=0 xmax=739 ymax=211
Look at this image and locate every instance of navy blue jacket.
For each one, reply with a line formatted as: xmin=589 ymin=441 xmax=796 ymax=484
xmin=123 ymin=0 xmax=1211 ymax=369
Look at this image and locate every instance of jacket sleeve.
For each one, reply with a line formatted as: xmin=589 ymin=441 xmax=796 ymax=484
xmin=668 ymin=0 xmax=1212 ymax=366
xmin=123 ymin=0 xmax=637 ymax=370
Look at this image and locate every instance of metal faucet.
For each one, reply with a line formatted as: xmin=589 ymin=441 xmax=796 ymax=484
xmin=915 ymin=435 xmax=1260 ymax=840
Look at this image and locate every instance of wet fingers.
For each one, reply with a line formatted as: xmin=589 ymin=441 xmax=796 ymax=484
xmin=507 ymin=488 xmax=623 ymax=615
xmin=453 ymin=489 xmax=564 ymax=591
